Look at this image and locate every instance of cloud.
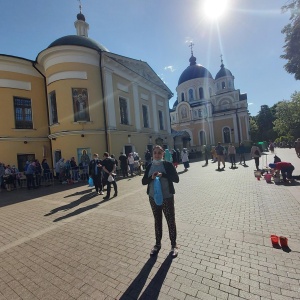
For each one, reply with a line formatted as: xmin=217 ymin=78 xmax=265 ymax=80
xmin=185 ymin=37 xmax=193 ymax=44
xmin=164 ymin=66 xmax=175 ymax=72
xmin=248 ymin=102 xmax=253 ymax=105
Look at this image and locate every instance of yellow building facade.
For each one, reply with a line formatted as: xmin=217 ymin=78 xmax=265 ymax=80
xmin=170 ymin=52 xmax=250 ymax=151
xmin=0 ymin=11 xmax=173 ymax=171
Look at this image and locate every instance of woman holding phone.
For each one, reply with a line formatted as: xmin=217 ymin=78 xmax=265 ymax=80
xmin=142 ymin=145 xmax=179 ymax=258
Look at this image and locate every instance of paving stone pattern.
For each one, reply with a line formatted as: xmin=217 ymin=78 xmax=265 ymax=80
xmin=0 ymin=148 xmax=300 ymax=299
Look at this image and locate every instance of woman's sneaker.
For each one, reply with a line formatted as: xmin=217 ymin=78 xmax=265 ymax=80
xmin=170 ymin=247 xmax=178 ymax=258
xmin=150 ymin=245 xmax=161 ymax=256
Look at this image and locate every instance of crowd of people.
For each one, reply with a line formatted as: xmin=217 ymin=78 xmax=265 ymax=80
xmin=1 ymin=138 xmax=299 ymax=194
xmin=0 ymin=159 xmax=53 ymax=192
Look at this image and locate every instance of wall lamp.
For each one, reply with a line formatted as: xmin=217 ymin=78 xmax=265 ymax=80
xmin=81 ymin=134 xmax=85 ymax=137
xmin=24 ymin=141 xmax=28 ymax=144
xmin=52 ymin=138 xmax=56 ymax=141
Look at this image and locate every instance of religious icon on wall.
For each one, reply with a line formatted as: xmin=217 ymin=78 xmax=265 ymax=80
xmin=72 ymin=88 xmax=90 ymax=122
xmin=181 ymin=106 xmax=188 ymax=119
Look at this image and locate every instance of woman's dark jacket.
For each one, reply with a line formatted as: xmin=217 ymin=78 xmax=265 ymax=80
xmin=142 ymin=161 xmax=179 ymax=195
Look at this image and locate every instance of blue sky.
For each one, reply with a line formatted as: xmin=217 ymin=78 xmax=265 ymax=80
xmin=1 ymin=0 xmax=299 ymax=116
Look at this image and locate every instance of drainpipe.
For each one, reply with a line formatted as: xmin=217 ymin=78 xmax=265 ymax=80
xmin=32 ymin=62 xmax=54 ymax=168
xmin=98 ymin=50 xmax=109 ymax=152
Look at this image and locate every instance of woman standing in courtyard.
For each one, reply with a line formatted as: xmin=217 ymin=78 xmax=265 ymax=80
xmin=142 ymin=145 xmax=179 ymax=258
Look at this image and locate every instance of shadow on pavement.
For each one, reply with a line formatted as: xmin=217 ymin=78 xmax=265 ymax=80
xmin=177 ymin=170 xmax=188 ymax=175
xmin=0 ymin=182 xmax=88 ymax=208
xmin=63 ymin=188 xmax=93 ymax=198
xmin=52 ymin=202 xmax=101 ymax=222
xmin=45 ymin=191 xmax=113 ymax=222
xmin=119 ymin=255 xmax=173 ymax=300
xmin=44 ymin=191 xmax=97 ymax=216
xmin=282 ymin=246 xmax=292 ymax=253
xmin=138 ymin=255 xmax=173 ymax=300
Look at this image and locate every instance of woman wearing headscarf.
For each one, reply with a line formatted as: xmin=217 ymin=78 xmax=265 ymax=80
xmin=164 ymin=149 xmax=173 ymax=163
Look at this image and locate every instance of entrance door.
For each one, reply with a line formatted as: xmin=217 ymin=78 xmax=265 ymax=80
xmin=147 ymin=144 xmax=153 ymax=153
xmin=124 ymin=145 xmax=132 ymax=157
xmin=54 ymin=150 xmax=61 ymax=165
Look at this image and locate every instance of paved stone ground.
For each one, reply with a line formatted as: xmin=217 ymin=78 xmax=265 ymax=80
xmin=0 ymin=148 xmax=300 ymax=300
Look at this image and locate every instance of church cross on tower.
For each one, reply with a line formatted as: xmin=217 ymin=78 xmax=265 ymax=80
xmin=78 ymin=0 xmax=82 ymax=13
xmin=189 ymin=42 xmax=194 ymax=56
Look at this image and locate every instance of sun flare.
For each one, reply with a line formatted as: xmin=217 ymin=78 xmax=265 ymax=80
xmin=203 ymin=0 xmax=229 ymax=20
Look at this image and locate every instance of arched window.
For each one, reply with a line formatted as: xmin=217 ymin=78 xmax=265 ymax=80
xmin=209 ymin=87 xmax=212 ymax=97
xmin=189 ymin=89 xmax=194 ymax=101
xmin=223 ymin=127 xmax=231 ymax=143
xmin=199 ymin=87 xmax=204 ymax=99
xmin=181 ymin=92 xmax=185 ymax=102
xmin=222 ymin=81 xmax=226 ymax=89
xmin=199 ymin=131 xmax=206 ymax=145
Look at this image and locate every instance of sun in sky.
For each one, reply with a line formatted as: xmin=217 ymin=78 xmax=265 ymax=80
xmin=203 ymin=0 xmax=229 ymax=20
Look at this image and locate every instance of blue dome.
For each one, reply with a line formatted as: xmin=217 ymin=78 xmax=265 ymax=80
xmin=48 ymin=35 xmax=109 ymax=52
xmin=178 ymin=55 xmax=213 ymax=85
xmin=215 ymin=64 xmax=233 ymax=80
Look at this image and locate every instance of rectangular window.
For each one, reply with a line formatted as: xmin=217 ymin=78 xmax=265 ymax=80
xmin=14 ymin=97 xmax=33 ymax=129
xmin=142 ymin=105 xmax=149 ymax=128
xmin=119 ymin=97 xmax=129 ymax=125
xmin=49 ymin=91 xmax=58 ymax=124
xmin=158 ymin=110 xmax=164 ymax=130
xmin=72 ymin=88 xmax=90 ymax=122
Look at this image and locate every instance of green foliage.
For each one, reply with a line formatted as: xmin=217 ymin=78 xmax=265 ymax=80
xmin=274 ymin=135 xmax=294 ymax=144
xmin=273 ymin=91 xmax=300 ymax=138
xmin=254 ymin=105 xmax=277 ymax=141
xmin=249 ymin=117 xmax=259 ymax=142
xmin=281 ymin=0 xmax=300 ymax=80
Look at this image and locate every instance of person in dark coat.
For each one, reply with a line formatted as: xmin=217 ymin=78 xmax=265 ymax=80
xmin=88 ymin=153 xmax=103 ymax=195
xmin=101 ymin=152 xmax=118 ymax=200
xmin=118 ymin=152 xmax=128 ymax=178
xmin=142 ymin=145 xmax=179 ymax=258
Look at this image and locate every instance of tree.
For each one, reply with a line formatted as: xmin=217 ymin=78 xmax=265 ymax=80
xmin=281 ymin=0 xmax=300 ymax=80
xmin=249 ymin=117 xmax=259 ymax=142
xmin=256 ymin=105 xmax=277 ymax=141
xmin=273 ymin=91 xmax=300 ymax=138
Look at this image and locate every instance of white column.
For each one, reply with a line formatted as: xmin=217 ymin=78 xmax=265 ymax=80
xmin=103 ymin=69 xmax=116 ymax=129
xmin=208 ymin=118 xmax=215 ymax=145
xmin=165 ymin=98 xmax=171 ymax=133
xmin=132 ymin=82 xmax=141 ymax=131
xmin=239 ymin=115 xmax=243 ymax=142
xmin=244 ymin=114 xmax=250 ymax=140
xmin=232 ymin=115 xmax=238 ymax=143
xmin=151 ymin=92 xmax=158 ymax=132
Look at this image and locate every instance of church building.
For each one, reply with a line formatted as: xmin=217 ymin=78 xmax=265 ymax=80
xmin=170 ymin=48 xmax=250 ymax=151
xmin=0 ymin=8 xmax=173 ymax=170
